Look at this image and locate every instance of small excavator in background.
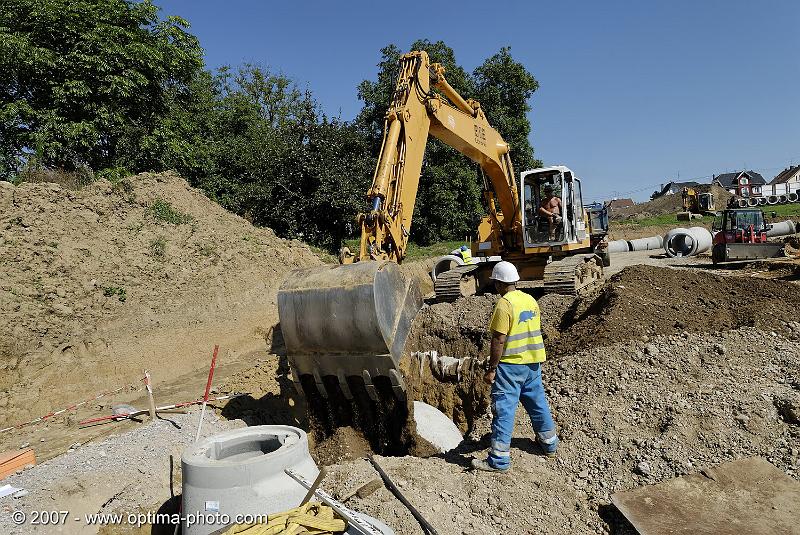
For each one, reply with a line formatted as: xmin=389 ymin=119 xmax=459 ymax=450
xmin=278 ymin=51 xmax=609 ymax=401
xmin=677 ymin=187 xmax=715 ymax=221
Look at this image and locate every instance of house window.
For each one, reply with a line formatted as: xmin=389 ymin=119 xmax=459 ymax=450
xmin=741 ymin=186 xmax=750 ymax=197
xmin=740 ymin=177 xmax=749 ymax=185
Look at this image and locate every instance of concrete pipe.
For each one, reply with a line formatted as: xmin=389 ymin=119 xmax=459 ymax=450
xmin=628 ymin=235 xmax=663 ymax=251
xmin=182 ymin=426 xmax=320 ymax=535
xmin=779 ymin=195 xmax=789 ymax=204
xmin=737 ymin=198 xmax=748 ymax=208
xmin=431 ymin=254 xmax=466 ymax=281
xmin=747 ymin=197 xmax=759 ymax=207
xmin=767 ymin=195 xmax=779 ymax=205
xmin=664 ymin=227 xmax=712 ymax=258
xmin=607 ymin=239 xmax=630 ymax=253
xmin=757 ymin=197 xmax=767 ymax=206
xmin=767 ymin=220 xmax=796 ymax=238
xmin=788 ymin=192 xmax=799 ymax=203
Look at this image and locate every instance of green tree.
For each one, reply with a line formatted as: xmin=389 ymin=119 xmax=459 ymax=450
xmin=356 ymin=41 xmax=540 ymax=245
xmin=0 ymin=0 xmax=203 ymax=179
xmin=179 ymin=64 xmax=373 ymax=251
xmin=473 ymin=47 xmax=541 ymax=173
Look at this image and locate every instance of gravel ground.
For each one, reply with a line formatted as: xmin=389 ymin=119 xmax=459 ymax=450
xmin=322 ymin=327 xmax=799 ymax=535
xmin=0 ymin=411 xmax=243 ymax=535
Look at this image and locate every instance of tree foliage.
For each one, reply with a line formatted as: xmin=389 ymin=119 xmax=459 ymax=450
xmin=0 ymin=0 xmax=202 ymax=177
xmin=0 ymin=0 xmax=541 ymax=252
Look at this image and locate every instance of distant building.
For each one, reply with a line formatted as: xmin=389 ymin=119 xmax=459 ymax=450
xmin=712 ymin=170 xmax=766 ymax=197
xmin=768 ymin=165 xmax=800 ymax=194
xmin=606 ymin=198 xmax=635 ymax=210
xmin=652 ymin=181 xmax=701 ymax=199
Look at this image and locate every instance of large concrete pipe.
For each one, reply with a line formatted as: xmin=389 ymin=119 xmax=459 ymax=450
xmin=628 ymin=235 xmax=664 ymax=251
xmin=779 ymin=194 xmax=789 ymax=204
xmin=737 ymin=198 xmax=748 ymax=208
xmin=747 ymin=197 xmax=759 ymax=207
xmin=767 ymin=220 xmax=796 ymax=237
xmin=788 ymin=192 xmax=799 ymax=203
xmin=607 ymin=239 xmax=630 ymax=253
xmin=767 ymin=195 xmax=779 ymax=205
xmin=181 ymin=425 xmax=394 ymax=535
xmin=757 ymin=197 xmax=767 ymax=206
xmin=664 ymin=226 xmax=712 ymax=257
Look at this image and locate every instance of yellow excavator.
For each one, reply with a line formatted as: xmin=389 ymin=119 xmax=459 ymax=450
xmin=278 ymin=51 xmax=609 ymax=400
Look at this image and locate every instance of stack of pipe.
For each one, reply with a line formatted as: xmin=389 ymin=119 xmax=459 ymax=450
xmin=663 ymin=226 xmax=713 ymax=258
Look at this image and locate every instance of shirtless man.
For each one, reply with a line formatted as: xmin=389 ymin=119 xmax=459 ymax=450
xmin=538 ymin=186 xmax=563 ymax=240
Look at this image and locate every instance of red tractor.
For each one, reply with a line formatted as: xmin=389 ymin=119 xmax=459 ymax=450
xmin=711 ymin=209 xmax=784 ymax=263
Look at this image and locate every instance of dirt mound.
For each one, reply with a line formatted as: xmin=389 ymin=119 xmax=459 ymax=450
xmin=322 ymin=324 xmax=799 ymax=535
xmin=552 ymin=264 xmax=800 ymax=355
xmin=611 ymin=184 xmax=732 ymax=221
xmin=0 ymin=172 xmax=320 ymax=435
xmin=312 ymin=426 xmax=374 ymax=466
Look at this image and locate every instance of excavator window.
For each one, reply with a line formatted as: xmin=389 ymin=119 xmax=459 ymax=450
xmin=523 ymin=172 xmax=565 ymax=244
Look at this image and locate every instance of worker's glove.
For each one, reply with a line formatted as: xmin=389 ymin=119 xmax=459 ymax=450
xmin=553 ymin=215 xmax=563 ymax=224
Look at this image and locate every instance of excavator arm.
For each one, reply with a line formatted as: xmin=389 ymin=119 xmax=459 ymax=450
xmin=278 ymin=50 xmax=522 ymax=401
xmin=351 ymin=51 xmax=522 ymax=263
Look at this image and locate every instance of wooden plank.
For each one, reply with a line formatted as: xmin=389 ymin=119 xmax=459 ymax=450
xmin=612 ymin=457 xmax=800 ymax=535
xmin=0 ymin=448 xmax=36 ymax=480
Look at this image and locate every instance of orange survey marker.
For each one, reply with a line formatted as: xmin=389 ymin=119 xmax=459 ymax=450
xmin=0 ymin=448 xmax=36 ymax=480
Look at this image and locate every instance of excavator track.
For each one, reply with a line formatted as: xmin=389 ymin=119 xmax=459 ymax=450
xmin=434 ymin=264 xmax=480 ymax=302
xmin=543 ymin=254 xmax=605 ymax=296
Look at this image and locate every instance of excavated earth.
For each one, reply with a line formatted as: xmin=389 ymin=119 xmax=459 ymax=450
xmin=1 ymin=177 xmax=798 ymax=535
xmin=0 ymin=173 xmax=320 ymax=456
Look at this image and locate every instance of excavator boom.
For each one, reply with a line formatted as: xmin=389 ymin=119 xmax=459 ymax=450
xmin=278 ymin=51 xmax=521 ymax=399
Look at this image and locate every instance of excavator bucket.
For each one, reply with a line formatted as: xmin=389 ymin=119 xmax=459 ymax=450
xmin=277 ymin=261 xmax=422 ymax=401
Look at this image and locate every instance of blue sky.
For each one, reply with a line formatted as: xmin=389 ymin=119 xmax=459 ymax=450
xmin=157 ymin=1 xmax=799 ymax=202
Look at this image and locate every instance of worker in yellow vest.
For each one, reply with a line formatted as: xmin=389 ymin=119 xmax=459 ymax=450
xmin=458 ymin=245 xmax=473 ymax=265
xmin=471 ymin=261 xmax=558 ymax=472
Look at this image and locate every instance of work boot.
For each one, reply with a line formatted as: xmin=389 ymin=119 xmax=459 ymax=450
xmin=534 ymin=439 xmax=558 ymax=457
xmin=471 ymin=458 xmax=509 ymax=473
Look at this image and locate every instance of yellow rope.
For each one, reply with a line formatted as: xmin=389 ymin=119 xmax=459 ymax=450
xmin=224 ymin=502 xmax=347 ymax=535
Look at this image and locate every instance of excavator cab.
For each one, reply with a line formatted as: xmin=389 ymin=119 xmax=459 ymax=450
xmin=521 ymin=166 xmax=587 ymax=247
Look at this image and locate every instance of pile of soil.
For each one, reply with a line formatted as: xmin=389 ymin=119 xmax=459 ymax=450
xmin=321 ymin=324 xmax=799 ymax=535
xmin=552 ymin=264 xmax=800 ymax=355
xmin=610 ymin=184 xmax=732 ymax=221
xmin=0 ymin=172 xmax=320 ymax=437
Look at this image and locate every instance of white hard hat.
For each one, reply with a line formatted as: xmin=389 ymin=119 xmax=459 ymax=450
xmin=490 ymin=261 xmax=520 ymax=283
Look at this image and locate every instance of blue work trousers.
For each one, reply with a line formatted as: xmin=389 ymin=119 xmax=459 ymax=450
xmin=488 ymin=362 xmax=557 ymax=470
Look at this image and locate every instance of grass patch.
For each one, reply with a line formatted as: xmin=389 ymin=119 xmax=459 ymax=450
xmin=102 ymin=286 xmax=127 ymax=302
xmin=148 ymin=199 xmax=193 ymax=225
xmin=764 ymin=203 xmax=800 ymax=218
xmin=149 ymin=236 xmax=167 ymax=260
xmin=612 ymin=213 xmax=682 ymax=229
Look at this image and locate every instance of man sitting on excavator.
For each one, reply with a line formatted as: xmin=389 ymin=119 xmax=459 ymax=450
xmin=539 ymin=185 xmax=563 ymax=240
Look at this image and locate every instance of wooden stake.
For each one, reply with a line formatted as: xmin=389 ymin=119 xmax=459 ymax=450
xmin=143 ymin=371 xmax=157 ymax=421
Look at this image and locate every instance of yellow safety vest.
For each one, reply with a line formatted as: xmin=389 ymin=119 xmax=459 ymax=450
xmin=499 ymin=290 xmax=546 ymax=364
xmin=460 ymin=249 xmax=473 ymax=264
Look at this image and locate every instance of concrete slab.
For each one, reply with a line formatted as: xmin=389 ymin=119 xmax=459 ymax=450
xmin=612 ymin=457 xmax=800 ymax=535
xmin=412 ymin=401 xmax=463 ymax=453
